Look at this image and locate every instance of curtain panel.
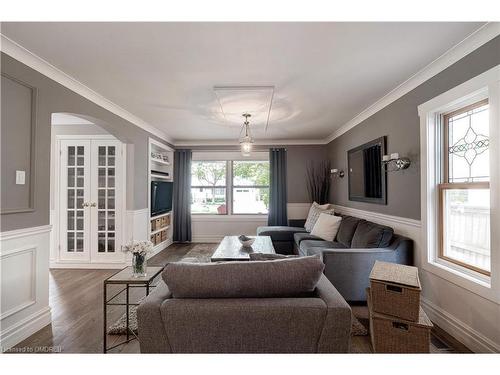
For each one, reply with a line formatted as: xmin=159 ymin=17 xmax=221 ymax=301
xmin=268 ymin=148 xmax=288 ymax=226
xmin=173 ymin=149 xmax=192 ymax=242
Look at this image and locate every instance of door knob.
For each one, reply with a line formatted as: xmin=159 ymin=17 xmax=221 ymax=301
xmin=90 ymin=202 xmax=97 ymax=207
xmin=82 ymin=202 xmax=90 ymax=208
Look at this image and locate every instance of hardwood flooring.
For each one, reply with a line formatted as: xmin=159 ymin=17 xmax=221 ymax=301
xmin=8 ymin=243 xmax=469 ymax=354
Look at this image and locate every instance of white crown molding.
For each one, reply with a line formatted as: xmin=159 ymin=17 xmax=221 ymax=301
xmin=0 ymin=33 xmax=173 ymax=144
xmin=325 ymin=22 xmax=500 ymax=144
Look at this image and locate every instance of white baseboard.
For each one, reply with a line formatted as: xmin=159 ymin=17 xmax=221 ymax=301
xmin=0 ymin=307 xmax=52 ymax=350
xmin=421 ymin=297 xmax=500 ymax=353
xmin=192 ymin=235 xmax=223 ymax=243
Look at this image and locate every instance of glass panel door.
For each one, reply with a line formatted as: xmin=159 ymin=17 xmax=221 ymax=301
xmin=90 ymin=140 xmax=123 ymax=261
xmin=59 ymin=140 xmax=91 ymax=261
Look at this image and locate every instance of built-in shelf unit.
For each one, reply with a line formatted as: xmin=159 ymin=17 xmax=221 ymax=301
xmin=148 ymin=138 xmax=174 ymax=253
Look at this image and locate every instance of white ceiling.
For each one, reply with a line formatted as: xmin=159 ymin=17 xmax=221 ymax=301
xmin=1 ymin=22 xmax=486 ymax=143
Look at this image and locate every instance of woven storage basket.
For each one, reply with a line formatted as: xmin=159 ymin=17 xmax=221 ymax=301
xmin=369 ymin=260 xmax=421 ymax=321
xmin=368 ymin=288 xmax=432 ymax=353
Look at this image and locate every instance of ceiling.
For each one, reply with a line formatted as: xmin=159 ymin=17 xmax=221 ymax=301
xmin=1 ymin=22 xmax=486 ymax=143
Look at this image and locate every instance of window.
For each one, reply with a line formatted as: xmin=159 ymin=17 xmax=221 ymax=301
xmin=439 ymin=100 xmax=490 ymax=275
xmin=191 ymin=161 xmax=227 ymax=214
xmin=190 ymin=159 xmax=269 ymax=215
xmin=232 ymin=161 xmax=270 ymax=214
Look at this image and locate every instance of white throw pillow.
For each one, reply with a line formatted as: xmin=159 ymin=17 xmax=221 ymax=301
xmin=311 ymin=213 xmax=342 ymax=241
xmin=304 ymin=202 xmax=335 ymax=232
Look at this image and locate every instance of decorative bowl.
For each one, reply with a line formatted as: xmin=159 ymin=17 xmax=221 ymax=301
xmin=238 ymin=235 xmax=255 ymax=247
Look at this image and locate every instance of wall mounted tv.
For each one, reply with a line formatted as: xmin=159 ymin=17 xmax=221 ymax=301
xmin=151 ymin=181 xmax=173 ymax=216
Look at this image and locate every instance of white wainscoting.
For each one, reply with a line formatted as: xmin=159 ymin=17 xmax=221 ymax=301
xmin=191 ymin=215 xmax=268 ymax=243
xmin=0 ymin=225 xmax=52 ymax=349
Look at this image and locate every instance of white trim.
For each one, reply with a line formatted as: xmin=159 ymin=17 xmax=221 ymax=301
xmin=332 ymin=205 xmax=422 ymax=228
xmin=326 ymin=22 xmax=500 ymax=143
xmin=0 ymin=225 xmax=52 ymax=241
xmin=421 ymin=297 xmax=500 ymax=353
xmin=0 ymin=33 xmax=173 ymax=144
xmin=54 ymin=134 xmax=117 ymax=140
xmin=0 ymin=307 xmax=52 ymax=350
xmin=191 ymin=215 xmax=268 ymax=222
xmin=192 ymin=150 xmax=269 ymax=161
xmin=418 ymin=64 xmax=500 ymax=304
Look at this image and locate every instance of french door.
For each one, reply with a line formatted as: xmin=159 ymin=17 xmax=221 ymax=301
xmin=59 ymin=139 xmax=124 ymax=264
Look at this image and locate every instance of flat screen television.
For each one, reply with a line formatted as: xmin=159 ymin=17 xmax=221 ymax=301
xmin=151 ymin=181 xmax=173 ymax=216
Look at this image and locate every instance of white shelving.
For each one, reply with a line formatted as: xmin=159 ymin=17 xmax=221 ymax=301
xmin=148 ymin=138 xmax=174 ymax=250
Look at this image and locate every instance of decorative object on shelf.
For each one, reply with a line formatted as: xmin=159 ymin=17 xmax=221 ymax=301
xmin=122 ymin=240 xmax=153 ymax=277
xmin=306 ymin=160 xmax=331 ymax=204
xmin=238 ymin=235 xmax=255 ymax=248
xmin=330 ymin=168 xmax=345 ymax=178
xmin=239 ymin=113 xmax=254 ymax=156
xmin=382 ymin=153 xmax=411 ymax=172
xmin=151 ymin=151 xmax=169 ymax=164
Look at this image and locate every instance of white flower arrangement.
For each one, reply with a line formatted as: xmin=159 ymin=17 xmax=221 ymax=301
xmin=122 ymin=240 xmax=153 ymax=256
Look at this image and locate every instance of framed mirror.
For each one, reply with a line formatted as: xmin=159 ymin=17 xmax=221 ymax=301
xmin=348 ymin=136 xmax=387 ymax=205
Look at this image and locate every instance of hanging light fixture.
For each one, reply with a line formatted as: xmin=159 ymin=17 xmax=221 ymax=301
xmin=239 ymin=113 xmax=254 ymax=156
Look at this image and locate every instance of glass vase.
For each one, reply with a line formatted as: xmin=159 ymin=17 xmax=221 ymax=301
xmin=132 ymin=253 xmax=147 ymax=277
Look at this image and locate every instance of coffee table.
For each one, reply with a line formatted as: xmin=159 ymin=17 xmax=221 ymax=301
xmin=211 ymin=235 xmax=275 ymax=262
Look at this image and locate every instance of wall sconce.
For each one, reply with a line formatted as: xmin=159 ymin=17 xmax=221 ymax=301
xmin=330 ymin=168 xmax=345 ymax=178
xmin=382 ymin=153 xmax=411 ymax=172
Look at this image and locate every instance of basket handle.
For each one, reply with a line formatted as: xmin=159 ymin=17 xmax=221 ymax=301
xmin=386 ymin=284 xmax=403 ymax=293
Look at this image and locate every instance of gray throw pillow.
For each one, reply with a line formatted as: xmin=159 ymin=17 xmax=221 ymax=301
xmin=336 ymin=215 xmax=363 ymax=247
xmin=163 ymin=255 xmax=324 ymax=298
xmin=351 ymin=221 xmax=394 ymax=248
xmin=304 ymin=202 xmax=335 ymax=232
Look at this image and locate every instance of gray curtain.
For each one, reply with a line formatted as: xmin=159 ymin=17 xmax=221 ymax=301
xmin=268 ymin=148 xmax=288 ymax=226
xmin=173 ymin=149 xmax=192 ymax=242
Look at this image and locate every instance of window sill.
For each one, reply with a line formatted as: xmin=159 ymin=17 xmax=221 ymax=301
xmin=422 ymin=258 xmax=499 ymax=304
xmin=191 ymin=214 xmax=268 ymax=222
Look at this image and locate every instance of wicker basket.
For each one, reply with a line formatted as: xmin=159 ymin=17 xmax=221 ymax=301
xmin=368 ymin=288 xmax=432 ymax=353
xmin=369 ymin=260 xmax=421 ymax=321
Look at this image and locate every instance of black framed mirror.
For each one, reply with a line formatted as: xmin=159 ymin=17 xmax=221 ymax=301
xmin=348 ymin=136 xmax=387 ymax=205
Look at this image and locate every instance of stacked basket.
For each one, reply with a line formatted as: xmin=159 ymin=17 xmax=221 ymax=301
xmin=367 ymin=260 xmax=433 ymax=353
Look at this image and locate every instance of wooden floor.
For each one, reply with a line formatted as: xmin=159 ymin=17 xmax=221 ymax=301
xmin=9 ymin=243 xmax=469 ymax=354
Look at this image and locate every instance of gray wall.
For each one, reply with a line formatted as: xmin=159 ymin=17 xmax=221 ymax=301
xmin=1 ymin=74 xmax=35 ymax=214
xmin=0 ymin=52 xmax=172 ymax=231
xmin=327 ymin=36 xmax=500 ymax=220
xmin=189 ymin=144 xmax=328 ymax=203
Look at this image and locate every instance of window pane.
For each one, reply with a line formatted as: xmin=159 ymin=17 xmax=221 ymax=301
xmin=190 ymin=187 xmax=226 ymax=214
xmin=233 ymin=161 xmax=270 ymax=186
xmin=191 ymin=161 xmax=226 ymax=186
xmin=442 ymin=188 xmax=490 ymax=273
xmin=233 ymin=187 xmax=269 ymax=214
xmin=447 ymin=103 xmax=489 ymax=182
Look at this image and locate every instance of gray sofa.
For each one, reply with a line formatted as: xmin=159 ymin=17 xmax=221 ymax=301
xmin=137 ymin=257 xmax=352 ymax=353
xmin=257 ymin=215 xmax=413 ymax=301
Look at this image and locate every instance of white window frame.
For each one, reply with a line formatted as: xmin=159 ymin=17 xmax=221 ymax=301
xmin=418 ymin=65 xmax=500 ymax=303
xmin=191 ymin=151 xmax=269 ymax=219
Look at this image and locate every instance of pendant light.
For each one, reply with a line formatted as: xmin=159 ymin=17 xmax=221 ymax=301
xmin=239 ymin=113 xmax=254 ymax=156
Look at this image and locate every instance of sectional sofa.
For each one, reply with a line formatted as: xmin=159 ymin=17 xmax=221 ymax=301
xmin=257 ymin=214 xmax=414 ymax=301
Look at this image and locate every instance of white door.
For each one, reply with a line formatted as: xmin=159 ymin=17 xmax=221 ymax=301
xmin=90 ymin=140 xmax=123 ymax=262
xmin=58 ymin=139 xmax=124 ymax=264
xmin=59 ymin=140 xmax=92 ymax=261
